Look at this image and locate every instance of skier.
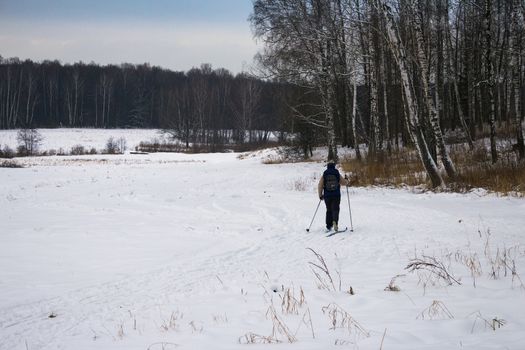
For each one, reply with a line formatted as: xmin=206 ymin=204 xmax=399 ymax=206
xmin=317 ymin=160 xmax=350 ymax=232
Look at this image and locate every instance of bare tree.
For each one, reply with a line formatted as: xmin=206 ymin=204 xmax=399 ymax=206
xmin=445 ymin=1 xmax=473 ymax=149
xmin=232 ymin=74 xmax=261 ymax=144
xmin=65 ymin=67 xmax=84 ymax=126
xmin=376 ymin=0 xmax=444 ymax=187
xmin=23 ymin=64 xmax=38 ymax=126
xmin=16 ymin=128 xmax=43 ymax=156
xmin=97 ymin=73 xmax=113 ymax=128
xmin=368 ymin=2 xmax=383 ymax=160
xmin=251 ymin=0 xmax=340 ymax=160
xmin=509 ymin=0 xmax=525 ymax=160
xmin=413 ymin=0 xmax=457 ymax=178
xmin=484 ymin=0 xmax=498 ymax=163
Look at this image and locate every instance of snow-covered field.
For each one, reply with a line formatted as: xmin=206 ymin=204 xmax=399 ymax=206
xmin=0 ymin=128 xmax=166 ymax=153
xmin=0 ymin=128 xmax=285 ymax=154
xmin=1 ymin=130 xmax=525 ymax=350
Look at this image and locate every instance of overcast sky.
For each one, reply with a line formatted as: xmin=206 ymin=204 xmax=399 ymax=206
xmin=0 ymin=0 xmax=260 ymax=73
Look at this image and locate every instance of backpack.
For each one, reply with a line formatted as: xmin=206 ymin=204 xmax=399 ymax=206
xmin=323 ymin=168 xmax=341 ymax=197
xmin=325 ymin=173 xmax=339 ymax=192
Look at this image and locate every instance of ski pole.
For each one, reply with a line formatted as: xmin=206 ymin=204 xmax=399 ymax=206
xmin=306 ymin=199 xmax=322 ymax=232
xmin=346 ymin=185 xmax=354 ymax=232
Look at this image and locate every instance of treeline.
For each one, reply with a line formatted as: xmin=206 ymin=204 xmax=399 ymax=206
xmin=251 ymin=0 xmax=525 ymax=187
xmin=0 ymin=57 xmax=302 ymax=146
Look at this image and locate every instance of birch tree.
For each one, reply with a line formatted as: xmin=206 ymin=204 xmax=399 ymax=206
xmin=509 ymin=0 xmax=525 ymax=160
xmin=251 ymin=0 xmax=340 ymax=161
xmin=376 ymin=0 xmax=444 ymax=187
xmin=413 ymin=0 xmax=457 ymax=178
xmin=23 ymin=64 xmax=38 ymax=126
xmin=484 ymin=0 xmax=498 ymax=163
xmin=233 ymin=74 xmax=261 ymax=144
xmin=368 ymin=2 xmax=383 ymax=160
xmin=445 ymin=1 xmax=473 ymax=149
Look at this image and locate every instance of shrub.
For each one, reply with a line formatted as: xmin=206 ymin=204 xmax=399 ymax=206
xmin=70 ymin=144 xmax=86 ymax=155
xmin=104 ymin=137 xmax=119 ymax=154
xmin=263 ymin=146 xmax=306 ymax=164
xmin=0 ymin=145 xmax=15 ymax=159
xmin=16 ymin=128 xmax=43 ymax=156
xmin=16 ymin=145 xmax=29 ymax=157
xmin=104 ymin=137 xmax=127 ymax=154
xmin=116 ymin=137 xmax=127 ymax=153
xmin=0 ymin=160 xmax=23 ymax=168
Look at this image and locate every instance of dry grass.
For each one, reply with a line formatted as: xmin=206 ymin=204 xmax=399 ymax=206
xmin=406 ymin=255 xmax=462 ymax=286
xmin=240 ymin=286 xmax=302 ymax=345
xmin=321 ymin=303 xmax=370 ymax=338
xmin=340 ymin=148 xmax=429 ymax=188
xmin=449 ymin=144 xmax=525 ymax=196
xmin=453 ymin=164 xmax=525 ymax=195
xmin=470 ymin=311 xmax=507 ymax=333
xmin=266 ymin=305 xmax=297 ymax=343
xmin=340 ymin=142 xmax=525 ymax=196
xmin=454 ymin=250 xmax=482 ymax=287
xmin=239 ymin=305 xmax=297 ymax=344
xmin=417 ymin=300 xmax=454 ymax=320
xmin=384 ymin=275 xmax=403 ymax=292
xmin=239 ymin=332 xmax=281 ymax=344
xmin=307 ymin=248 xmax=337 ymax=291
xmin=146 ymin=342 xmax=179 ymax=350
xmin=279 ymin=286 xmax=306 ymax=315
xmin=159 ymin=310 xmax=183 ymax=332
xmin=138 ymin=140 xmax=283 ymax=154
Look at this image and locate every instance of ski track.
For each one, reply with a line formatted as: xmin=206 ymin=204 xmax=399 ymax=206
xmin=1 ymin=154 xmax=525 ymax=349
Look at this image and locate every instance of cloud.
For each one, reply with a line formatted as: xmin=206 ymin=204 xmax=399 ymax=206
xmin=0 ymin=18 xmax=260 ymax=73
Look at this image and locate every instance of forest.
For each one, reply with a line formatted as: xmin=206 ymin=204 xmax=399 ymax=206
xmin=1 ymin=0 xmax=525 ymax=189
xmin=251 ymin=0 xmax=525 ymax=188
xmin=0 ymin=58 xmax=301 ymax=147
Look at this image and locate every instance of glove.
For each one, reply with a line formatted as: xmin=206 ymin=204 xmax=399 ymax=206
xmin=344 ymin=174 xmax=348 ymax=180
xmin=319 ymin=195 xmax=324 ymax=200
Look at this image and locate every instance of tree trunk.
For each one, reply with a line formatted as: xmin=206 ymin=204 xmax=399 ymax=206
xmin=449 ymin=7 xmax=473 ymax=149
xmin=484 ymin=0 xmax=498 ymax=163
xmin=351 ymin=68 xmax=362 ymax=161
xmin=380 ymin=38 xmax=392 ymax=155
xmin=509 ymin=0 xmax=525 ymax=160
xmin=414 ymin=1 xmax=457 ymax=179
xmin=378 ymin=0 xmax=444 ymax=187
xmin=369 ymin=5 xmax=382 ymax=161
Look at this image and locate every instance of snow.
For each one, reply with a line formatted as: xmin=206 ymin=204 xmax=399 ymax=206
xmin=0 ymin=129 xmax=286 ymax=154
xmin=0 ymin=128 xmax=166 ymax=153
xmin=1 ymin=131 xmax=525 ymax=350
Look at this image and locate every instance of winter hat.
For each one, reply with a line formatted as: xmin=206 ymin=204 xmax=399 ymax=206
xmin=327 ymin=159 xmax=336 ymax=168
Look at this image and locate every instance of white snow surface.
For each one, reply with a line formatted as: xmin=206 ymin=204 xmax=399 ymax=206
xmin=0 ymin=128 xmax=286 ymax=153
xmin=0 ymin=128 xmax=166 ymax=153
xmin=1 ymin=138 xmax=525 ymax=349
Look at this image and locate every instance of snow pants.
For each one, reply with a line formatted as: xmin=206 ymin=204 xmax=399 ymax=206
xmin=324 ymin=196 xmax=341 ymax=229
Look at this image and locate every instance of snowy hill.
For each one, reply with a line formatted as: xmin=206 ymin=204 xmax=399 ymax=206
xmin=1 ymin=142 xmax=525 ymax=349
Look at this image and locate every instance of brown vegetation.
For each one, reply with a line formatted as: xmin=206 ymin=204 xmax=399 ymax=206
xmin=137 ymin=140 xmax=284 ymax=154
xmin=340 ymin=142 xmax=525 ymax=196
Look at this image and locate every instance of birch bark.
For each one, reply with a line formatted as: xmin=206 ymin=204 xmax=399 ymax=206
xmin=414 ymin=1 xmax=457 ymax=178
xmin=484 ymin=0 xmax=498 ymax=163
xmin=509 ymin=0 xmax=525 ymax=159
xmin=377 ymin=0 xmax=444 ymax=187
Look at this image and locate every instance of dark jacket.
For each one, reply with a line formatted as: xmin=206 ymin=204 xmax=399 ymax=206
xmin=317 ymin=163 xmax=348 ymax=198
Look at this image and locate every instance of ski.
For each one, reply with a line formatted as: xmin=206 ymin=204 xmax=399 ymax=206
xmin=326 ymin=227 xmax=348 ymax=237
